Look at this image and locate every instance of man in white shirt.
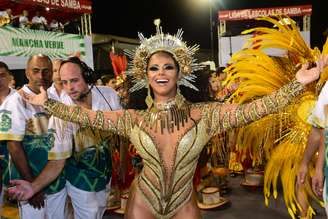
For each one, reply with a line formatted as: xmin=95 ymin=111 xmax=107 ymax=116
xmin=31 ymin=11 xmax=47 ymax=30
xmin=19 ymin=10 xmax=30 ymax=28
xmin=0 ymin=55 xmax=66 ymax=219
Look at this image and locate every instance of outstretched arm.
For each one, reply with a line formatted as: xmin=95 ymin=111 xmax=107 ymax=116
xmin=21 ymin=86 xmax=134 ymax=137
xmin=206 ymin=57 xmax=328 ymax=134
xmin=207 ymin=79 xmax=304 ymax=134
xmin=43 ymin=99 xmax=134 ymax=136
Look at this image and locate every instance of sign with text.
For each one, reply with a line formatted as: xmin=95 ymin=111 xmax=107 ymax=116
xmin=218 ymin=5 xmax=312 ymax=21
xmin=0 ymin=26 xmax=93 ymax=69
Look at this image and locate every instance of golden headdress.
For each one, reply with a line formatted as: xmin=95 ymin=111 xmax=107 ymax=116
xmin=125 ymin=27 xmax=203 ymax=92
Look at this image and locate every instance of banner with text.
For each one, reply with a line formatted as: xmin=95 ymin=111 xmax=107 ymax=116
xmin=0 ymin=26 xmax=93 ymax=69
xmin=20 ymin=0 xmax=92 ymax=14
xmin=218 ymin=5 xmax=312 ymax=21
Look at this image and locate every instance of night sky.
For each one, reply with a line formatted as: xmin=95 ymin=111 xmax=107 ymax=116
xmin=92 ymin=0 xmax=326 ymax=49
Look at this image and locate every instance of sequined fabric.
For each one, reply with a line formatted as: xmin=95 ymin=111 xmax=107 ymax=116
xmin=44 ymin=79 xmax=304 ymax=218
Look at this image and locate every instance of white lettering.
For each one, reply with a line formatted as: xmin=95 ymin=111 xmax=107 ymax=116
xmin=283 ymin=7 xmax=302 ymax=15
xmin=61 ymin=0 xmax=81 ymax=9
xmin=33 ymin=0 xmax=50 ymax=4
xmin=51 ymin=0 xmax=60 ymax=6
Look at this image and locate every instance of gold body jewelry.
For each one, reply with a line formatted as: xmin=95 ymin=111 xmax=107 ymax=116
xmin=44 ymin=79 xmax=304 ymax=218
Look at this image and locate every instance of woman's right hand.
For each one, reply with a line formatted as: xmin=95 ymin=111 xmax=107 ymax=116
xmin=21 ymin=86 xmax=48 ymax=106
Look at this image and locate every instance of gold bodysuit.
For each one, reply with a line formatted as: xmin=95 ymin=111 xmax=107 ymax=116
xmin=44 ymin=80 xmax=304 ymax=219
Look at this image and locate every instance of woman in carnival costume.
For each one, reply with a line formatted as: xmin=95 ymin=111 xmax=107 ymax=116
xmin=8 ymin=25 xmax=328 ymax=218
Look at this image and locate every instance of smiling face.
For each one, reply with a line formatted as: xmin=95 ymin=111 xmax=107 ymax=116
xmin=147 ymin=52 xmax=179 ymax=102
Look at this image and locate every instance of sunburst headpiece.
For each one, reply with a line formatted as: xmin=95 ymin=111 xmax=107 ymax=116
xmin=125 ymin=27 xmax=203 ymax=92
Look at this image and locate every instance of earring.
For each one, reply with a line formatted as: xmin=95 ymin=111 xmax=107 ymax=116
xmin=145 ymin=84 xmax=153 ymax=109
xmin=175 ymin=86 xmax=185 ymax=107
xmin=176 ymin=86 xmax=181 ymax=95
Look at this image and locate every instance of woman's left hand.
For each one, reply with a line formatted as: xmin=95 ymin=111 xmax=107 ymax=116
xmin=296 ymin=55 xmax=328 ymax=85
xmin=20 ymin=86 xmax=48 ymax=106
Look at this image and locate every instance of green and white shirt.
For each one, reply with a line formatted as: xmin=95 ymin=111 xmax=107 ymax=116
xmin=48 ymin=86 xmax=121 ymax=192
xmin=0 ymin=88 xmax=16 ymax=185
xmin=0 ymin=85 xmax=66 ymax=194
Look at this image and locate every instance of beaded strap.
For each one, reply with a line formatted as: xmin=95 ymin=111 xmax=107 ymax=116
xmin=234 ymin=80 xmax=303 ymax=126
xmin=205 ymin=79 xmax=304 ymax=136
xmin=44 ymin=99 xmax=90 ymax=128
xmin=44 ymin=99 xmax=133 ymax=136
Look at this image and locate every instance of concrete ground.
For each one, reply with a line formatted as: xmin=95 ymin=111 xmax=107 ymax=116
xmin=104 ymin=174 xmax=326 ymax=219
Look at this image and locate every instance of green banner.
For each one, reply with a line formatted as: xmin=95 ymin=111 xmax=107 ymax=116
xmin=0 ymin=26 xmax=86 ymax=59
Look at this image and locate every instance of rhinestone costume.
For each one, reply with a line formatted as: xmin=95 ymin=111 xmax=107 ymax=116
xmin=44 ymin=80 xmax=303 ymax=218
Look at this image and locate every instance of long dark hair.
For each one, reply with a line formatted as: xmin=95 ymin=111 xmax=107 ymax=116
xmin=126 ymin=51 xmax=211 ymax=109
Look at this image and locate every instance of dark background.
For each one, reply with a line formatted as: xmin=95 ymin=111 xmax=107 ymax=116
xmin=10 ymin=0 xmax=327 ymax=88
xmin=91 ymin=0 xmax=325 ymax=49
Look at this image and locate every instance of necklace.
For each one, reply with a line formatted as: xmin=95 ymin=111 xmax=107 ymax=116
xmin=142 ymin=92 xmax=191 ymax=134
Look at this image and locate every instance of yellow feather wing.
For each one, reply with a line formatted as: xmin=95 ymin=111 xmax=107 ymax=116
xmin=224 ymin=16 xmax=324 ymax=218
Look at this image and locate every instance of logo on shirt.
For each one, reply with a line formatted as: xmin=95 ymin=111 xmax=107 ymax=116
xmin=26 ymin=112 xmax=49 ymax=135
xmin=0 ymin=110 xmax=11 ymax=132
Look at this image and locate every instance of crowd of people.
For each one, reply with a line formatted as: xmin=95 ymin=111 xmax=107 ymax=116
xmin=0 ymin=17 xmax=328 ymax=219
xmin=0 ymin=55 xmax=123 ymax=219
xmin=0 ymin=8 xmax=67 ymax=32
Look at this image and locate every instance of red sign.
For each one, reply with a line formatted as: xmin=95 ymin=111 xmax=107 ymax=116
xmin=218 ymin=5 xmax=312 ymax=21
xmin=20 ymin=0 xmax=92 ymax=14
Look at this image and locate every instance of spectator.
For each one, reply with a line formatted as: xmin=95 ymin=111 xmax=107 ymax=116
xmin=0 ymin=8 xmax=14 ymax=26
xmin=48 ymin=59 xmax=63 ymax=100
xmin=0 ymin=55 xmax=66 ymax=219
xmin=0 ymin=61 xmax=16 ymax=216
xmin=48 ymin=19 xmax=63 ymax=32
xmin=64 ymin=18 xmax=80 ymax=34
xmin=101 ymin=74 xmax=117 ymax=90
xmin=19 ymin=10 xmax=30 ymax=28
xmin=31 ymin=11 xmax=47 ymax=30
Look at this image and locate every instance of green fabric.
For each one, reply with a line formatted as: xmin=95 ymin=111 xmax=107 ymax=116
xmin=1 ymin=134 xmax=66 ymax=194
xmin=65 ymin=141 xmax=111 ymax=192
xmin=0 ymin=141 xmax=9 ymax=185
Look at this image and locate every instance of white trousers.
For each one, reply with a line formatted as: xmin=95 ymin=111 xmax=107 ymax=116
xmin=66 ymin=181 xmax=108 ymax=219
xmin=324 ymin=179 xmax=328 ymax=217
xmin=19 ymin=187 xmax=67 ymax=219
